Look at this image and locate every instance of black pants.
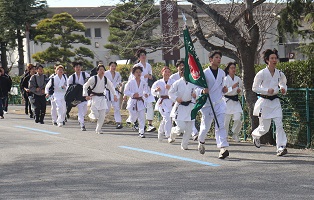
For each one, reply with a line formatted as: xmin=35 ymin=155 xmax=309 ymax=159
xmin=34 ymin=95 xmax=46 ymax=122
xmin=23 ymin=93 xmax=33 ymax=116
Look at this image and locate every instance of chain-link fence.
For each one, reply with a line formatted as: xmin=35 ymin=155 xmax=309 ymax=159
xmin=241 ymin=88 xmax=313 ymax=148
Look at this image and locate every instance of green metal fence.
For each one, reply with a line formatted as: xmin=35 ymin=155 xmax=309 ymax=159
xmin=241 ymin=88 xmax=314 ymax=148
xmin=8 ymin=84 xmax=23 ymax=105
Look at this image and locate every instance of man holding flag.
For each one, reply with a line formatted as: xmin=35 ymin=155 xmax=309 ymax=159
xmin=183 ymin=27 xmax=229 ymax=159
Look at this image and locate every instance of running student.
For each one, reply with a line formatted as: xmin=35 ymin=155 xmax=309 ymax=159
xmin=223 ymin=62 xmax=243 ymax=142
xmin=124 ymin=65 xmax=150 ymax=138
xmin=251 ymin=49 xmax=288 ymax=156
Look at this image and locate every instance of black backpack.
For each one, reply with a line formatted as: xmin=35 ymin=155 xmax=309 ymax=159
xmin=48 ymin=74 xmax=67 ymax=95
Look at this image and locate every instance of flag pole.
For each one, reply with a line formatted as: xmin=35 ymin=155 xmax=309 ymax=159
xmin=182 ymin=12 xmax=220 ymax=128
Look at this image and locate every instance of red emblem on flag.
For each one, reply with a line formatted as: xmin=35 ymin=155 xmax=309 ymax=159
xmin=188 ymin=53 xmax=200 ymax=80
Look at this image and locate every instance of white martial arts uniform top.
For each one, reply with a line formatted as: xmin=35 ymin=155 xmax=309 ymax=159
xmin=223 ymin=75 xmax=243 ymax=115
xmin=83 ymin=75 xmax=116 ymax=111
xmin=45 ymin=74 xmax=67 ymax=100
xmin=67 ymin=71 xmax=90 ymax=86
xmin=124 ymin=79 xmax=150 ymax=112
xmin=169 ymin=72 xmax=180 ymax=81
xmin=168 ymin=78 xmax=196 ymax=121
xmin=252 ymin=67 xmax=287 ymax=119
xmin=104 ymin=70 xmax=122 ymax=100
xmin=151 ymin=78 xmax=175 ymax=112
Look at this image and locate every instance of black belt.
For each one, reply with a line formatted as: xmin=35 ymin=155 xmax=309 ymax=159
xmin=91 ymin=92 xmax=105 ymax=96
xmin=180 ymin=101 xmax=192 ymax=106
xmin=258 ymin=94 xmax=279 ymax=100
xmin=224 ymin=95 xmax=239 ymax=102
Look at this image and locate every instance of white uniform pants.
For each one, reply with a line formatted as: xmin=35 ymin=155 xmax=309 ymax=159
xmin=77 ymin=101 xmax=88 ymax=126
xmin=174 ymin=122 xmax=198 ymax=136
xmin=129 ymin=109 xmax=146 ymax=134
xmin=224 ymin=112 xmax=242 ymax=135
xmin=55 ymin=99 xmax=66 ymax=124
xmin=172 ymin=120 xmax=193 ymax=149
xmin=199 ymin=109 xmax=229 ymax=148
xmin=51 ymin=100 xmax=57 ymax=123
xmin=146 ymin=102 xmax=154 ymax=121
xmin=106 ymin=100 xmax=122 ymax=123
xmin=93 ymin=109 xmax=106 ymax=133
xmin=158 ymin=108 xmax=171 ymax=138
xmin=252 ymin=117 xmax=287 ymax=149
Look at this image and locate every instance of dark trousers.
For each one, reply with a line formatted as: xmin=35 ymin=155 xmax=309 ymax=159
xmin=34 ymin=95 xmax=46 ymax=122
xmin=2 ymin=96 xmax=8 ymax=112
xmin=0 ymin=97 xmax=4 ymax=117
xmin=23 ymin=93 xmax=33 ymax=116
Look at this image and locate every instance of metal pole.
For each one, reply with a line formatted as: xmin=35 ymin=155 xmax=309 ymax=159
xmin=306 ymin=88 xmax=311 ymax=148
xmin=25 ymin=23 xmax=31 ymax=64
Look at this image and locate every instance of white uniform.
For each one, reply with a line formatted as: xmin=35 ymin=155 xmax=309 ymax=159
xmin=129 ymin=62 xmax=155 ymax=121
xmin=48 ymin=74 xmax=57 ymax=124
xmin=197 ymin=67 xmax=229 ymax=148
xmin=252 ymin=67 xmax=287 ymax=149
xmin=67 ymin=71 xmax=90 ymax=127
xmin=45 ymin=74 xmax=67 ymax=125
xmin=124 ymin=79 xmax=150 ymax=135
xmin=223 ymin=75 xmax=243 ymax=139
xmin=83 ymin=75 xmax=116 ymax=133
xmin=168 ymin=78 xmax=196 ymax=149
xmin=104 ymin=70 xmax=122 ymax=123
xmin=151 ymin=78 xmax=175 ymax=138
xmin=170 ymin=71 xmax=198 ymax=136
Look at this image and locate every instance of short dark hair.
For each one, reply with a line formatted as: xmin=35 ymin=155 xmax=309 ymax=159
xmin=36 ymin=64 xmax=44 ymax=69
xmin=96 ymin=64 xmax=106 ymax=71
xmin=72 ymin=62 xmax=82 ymax=68
xmin=136 ymin=48 xmax=147 ymax=58
xmin=132 ymin=65 xmax=143 ymax=74
xmin=27 ymin=63 xmax=35 ymax=71
xmin=263 ymin=49 xmax=279 ymax=64
xmin=208 ymin=50 xmax=222 ymax=59
xmin=224 ymin=62 xmax=237 ymax=75
xmin=175 ymin=60 xmax=184 ymax=67
xmin=109 ymin=61 xmax=117 ymax=66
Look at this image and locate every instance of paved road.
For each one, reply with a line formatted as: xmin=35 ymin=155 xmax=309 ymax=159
xmin=0 ymin=106 xmax=313 ymax=200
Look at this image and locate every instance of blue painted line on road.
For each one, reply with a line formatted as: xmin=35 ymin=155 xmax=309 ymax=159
xmin=119 ymin=146 xmax=220 ymax=167
xmin=15 ymin=126 xmax=60 ymax=135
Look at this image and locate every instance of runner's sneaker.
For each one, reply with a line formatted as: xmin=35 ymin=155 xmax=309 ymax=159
xmin=133 ymin=123 xmax=139 ymax=131
xmin=218 ymin=148 xmax=229 ymax=159
xmin=192 ymin=135 xmax=199 ymax=141
xmin=277 ymin=146 xmax=288 ymax=156
xmin=253 ymin=136 xmax=261 ymax=148
xmin=168 ymin=137 xmax=175 ymax=143
xmin=146 ymin=125 xmax=156 ymax=132
xmin=198 ymin=142 xmax=205 ymax=155
xmin=116 ymin=124 xmax=123 ymax=129
xmin=81 ymin=126 xmax=86 ymax=131
xmin=139 ymin=133 xmax=145 ymax=138
xmin=181 ymin=145 xmax=188 ymax=150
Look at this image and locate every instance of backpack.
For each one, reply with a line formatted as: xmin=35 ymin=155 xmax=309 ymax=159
xmin=87 ymin=75 xmax=107 ymax=96
xmin=48 ymin=74 xmax=67 ymax=95
xmin=64 ymin=72 xmax=88 ymax=106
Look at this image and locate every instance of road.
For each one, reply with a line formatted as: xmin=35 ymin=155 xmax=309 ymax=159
xmin=0 ymin=106 xmax=313 ymax=200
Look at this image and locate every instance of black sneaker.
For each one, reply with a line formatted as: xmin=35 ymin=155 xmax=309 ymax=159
xmin=133 ymin=123 xmax=139 ymax=131
xmin=116 ymin=124 xmax=123 ymax=129
xmin=63 ymin=121 xmax=66 ymax=125
xmin=81 ymin=126 xmax=86 ymax=131
xmin=139 ymin=133 xmax=145 ymax=138
xmin=218 ymin=148 xmax=229 ymax=159
xmin=277 ymin=147 xmax=288 ymax=156
xmin=253 ymin=136 xmax=261 ymax=148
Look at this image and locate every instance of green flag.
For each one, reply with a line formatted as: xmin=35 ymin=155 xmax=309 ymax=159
xmin=183 ymin=28 xmax=208 ymax=120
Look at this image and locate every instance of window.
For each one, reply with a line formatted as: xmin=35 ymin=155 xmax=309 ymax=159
xmin=94 ymin=28 xmax=101 ymax=38
xmin=85 ymin=28 xmax=91 ymax=38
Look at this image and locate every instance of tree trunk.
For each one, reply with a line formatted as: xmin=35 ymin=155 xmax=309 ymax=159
xmin=0 ymin=42 xmax=8 ymax=72
xmin=17 ymin=29 xmax=25 ymax=76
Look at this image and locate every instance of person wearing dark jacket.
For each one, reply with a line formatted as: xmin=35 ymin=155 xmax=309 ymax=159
xmin=29 ymin=65 xmax=47 ymax=124
xmin=0 ymin=68 xmax=11 ymax=119
xmin=0 ymin=67 xmax=12 ymax=114
xmin=20 ymin=64 xmax=36 ymax=117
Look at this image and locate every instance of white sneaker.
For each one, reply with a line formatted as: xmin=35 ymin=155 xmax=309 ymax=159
xmin=198 ymin=142 xmax=205 ymax=155
xmin=57 ymin=123 xmax=63 ymax=127
xmin=277 ymin=146 xmax=288 ymax=156
xmin=218 ymin=148 xmax=229 ymax=159
xmin=168 ymin=137 xmax=175 ymax=143
xmin=192 ymin=135 xmax=199 ymax=141
xmin=252 ymin=135 xmax=261 ymax=148
xmin=181 ymin=145 xmax=188 ymax=150
xmin=146 ymin=125 xmax=156 ymax=132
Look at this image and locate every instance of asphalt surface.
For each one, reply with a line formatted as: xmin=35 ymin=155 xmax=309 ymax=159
xmin=0 ymin=105 xmax=313 ymax=200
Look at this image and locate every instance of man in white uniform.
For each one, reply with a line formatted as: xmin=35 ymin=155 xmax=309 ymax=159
xmin=197 ymin=50 xmax=229 ymax=159
xmin=170 ymin=60 xmax=199 ymax=140
xmin=151 ymin=66 xmax=175 ymax=142
xmin=104 ymin=61 xmax=123 ymax=129
xmin=128 ymin=49 xmax=156 ymax=132
xmin=252 ymin=49 xmax=288 ymax=156
xmin=83 ymin=65 xmax=117 ymax=134
xmin=124 ymin=66 xmax=150 ymax=138
xmin=223 ymin=62 xmax=243 ymax=142
xmin=67 ymin=62 xmax=90 ymax=131
xmin=45 ymin=65 xmax=67 ymax=127
xmin=168 ymin=66 xmax=197 ymax=150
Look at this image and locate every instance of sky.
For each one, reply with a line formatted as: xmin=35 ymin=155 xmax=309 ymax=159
xmin=46 ymin=0 xmax=121 ymax=7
